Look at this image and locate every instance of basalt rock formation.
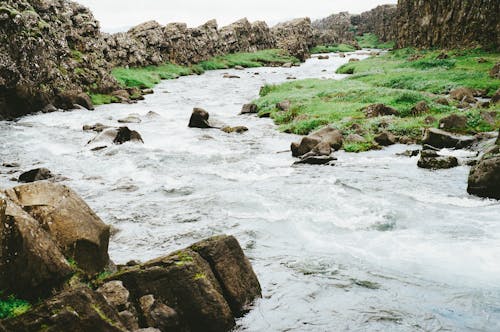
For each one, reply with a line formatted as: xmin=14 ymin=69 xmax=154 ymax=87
xmin=351 ymin=4 xmax=397 ymax=42
xmin=272 ymin=18 xmax=315 ymax=62
xmin=312 ymin=12 xmax=356 ymax=47
xmin=0 ymin=0 xmax=119 ymax=119
xmin=396 ymin=0 xmax=500 ymax=50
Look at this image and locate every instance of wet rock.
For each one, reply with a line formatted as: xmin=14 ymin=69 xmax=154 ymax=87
xmin=190 ymin=235 xmax=262 ymax=316
xmin=311 ymin=141 xmax=333 ymax=156
xmin=83 ymin=123 xmax=112 ymax=133
xmin=490 ymin=63 xmax=500 ymax=79
xmin=435 ymin=97 xmax=449 ymax=106
xmin=240 ymin=103 xmax=258 ymax=114
xmin=234 ymin=65 xmax=245 ymax=70
xmin=317 ymin=55 xmax=329 ymax=60
xmin=439 ymin=114 xmax=468 ymax=131
xmin=223 ymin=74 xmax=240 ymax=79
xmin=449 ymin=87 xmax=476 ymax=103
xmin=111 ymin=89 xmax=131 ymax=102
xmin=293 ymin=155 xmax=336 ymax=165
xmin=118 ymin=114 xmax=142 ymax=123
xmin=0 ymin=287 xmax=127 ymax=332
xmin=349 ymin=58 xmax=360 ymax=62
xmin=139 ymin=295 xmax=180 ymax=331
xmin=221 ymin=126 xmax=248 ymax=134
xmin=142 ymin=89 xmax=154 ymax=95
xmin=374 ymin=131 xmax=396 ymax=146
xmin=291 ymin=136 xmax=322 ymax=157
xmin=286 ymin=76 xmax=297 ymax=80
xmin=396 ymin=149 xmax=420 ymax=157
xmin=363 ymin=104 xmax=399 ymax=118
xmin=468 ymin=143 xmax=500 ymax=199
xmin=108 ymin=248 xmax=235 ymax=332
xmin=18 ymin=167 xmax=54 ymax=183
xmin=4 ymin=182 xmax=111 ymax=275
xmin=189 ymin=108 xmax=212 ymax=128
xmin=311 ymin=126 xmax=344 ymax=150
xmin=276 ymin=100 xmax=291 ymax=111
xmin=339 ymin=53 xmax=346 ymax=58
xmin=41 ymin=104 xmax=58 ymax=113
xmin=2 ymin=162 xmax=20 ymax=168
xmin=114 ymin=127 xmax=144 ymax=144
xmin=411 ymin=101 xmax=430 ymax=116
xmin=422 ymin=128 xmax=476 ymax=149
xmin=417 ymin=150 xmax=458 ymax=169
xmin=57 ymin=91 xmax=95 ymax=111
xmin=145 ymin=111 xmax=161 ymax=119
xmin=0 ymin=198 xmax=74 ymax=299
xmin=282 ymin=62 xmax=293 ymax=68
xmin=97 ymin=281 xmax=131 ymax=312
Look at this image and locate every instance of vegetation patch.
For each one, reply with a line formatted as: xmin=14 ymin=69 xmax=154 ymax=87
xmin=310 ymin=44 xmax=357 ymax=54
xmin=356 ymin=33 xmax=395 ymax=49
xmin=90 ymin=93 xmax=119 ymax=106
xmin=0 ymin=294 xmax=31 ymax=319
xmin=197 ymin=49 xmax=299 ymax=70
xmin=254 ymin=48 xmax=500 ymax=152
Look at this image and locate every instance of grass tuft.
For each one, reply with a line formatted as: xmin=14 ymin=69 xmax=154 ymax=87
xmin=0 ymin=294 xmax=31 ymax=319
xmin=310 ymin=44 xmax=357 ymax=54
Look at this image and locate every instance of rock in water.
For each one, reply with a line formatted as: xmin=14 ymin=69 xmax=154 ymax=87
xmin=221 ymin=126 xmax=248 ymax=134
xmin=18 ymin=167 xmax=54 ymax=183
xmin=467 ymin=144 xmax=500 ymax=200
xmin=0 ymin=198 xmax=74 ymax=299
xmin=240 ymin=104 xmax=258 ymax=114
xmin=114 ymin=127 xmax=144 ymax=144
xmin=417 ymin=150 xmax=459 ymax=169
xmin=363 ymin=104 xmax=399 ymax=118
xmin=189 ymin=108 xmax=212 ymax=128
xmin=293 ymin=155 xmax=335 ymax=165
xmin=4 ymin=182 xmax=111 ymax=275
xmin=422 ymin=128 xmax=476 ymax=149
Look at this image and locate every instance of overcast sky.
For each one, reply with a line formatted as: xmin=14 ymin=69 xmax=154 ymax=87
xmin=76 ymin=0 xmax=397 ymax=32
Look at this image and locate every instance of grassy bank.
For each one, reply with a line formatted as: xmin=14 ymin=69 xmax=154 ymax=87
xmin=355 ymin=33 xmax=395 ymax=49
xmin=254 ymin=48 xmax=500 ymax=152
xmin=310 ymin=44 xmax=357 ymax=54
xmin=91 ymin=49 xmax=299 ymax=105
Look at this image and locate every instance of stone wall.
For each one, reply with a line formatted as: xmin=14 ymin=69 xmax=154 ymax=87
xmin=396 ymin=0 xmax=500 ymax=50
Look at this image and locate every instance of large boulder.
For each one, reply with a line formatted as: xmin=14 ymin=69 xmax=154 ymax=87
xmin=0 ymin=198 xmax=74 ymax=299
xmin=189 ymin=108 xmax=212 ymax=128
xmin=4 ymin=182 xmax=110 ymax=275
xmin=138 ymin=295 xmax=179 ymax=331
xmin=467 ymin=145 xmax=500 ymax=199
xmin=18 ymin=167 xmax=54 ymax=183
xmin=190 ymin=235 xmax=262 ymax=316
xmin=374 ymin=131 xmax=397 ymax=146
xmin=0 ymin=287 xmax=127 ymax=332
xmin=422 ymin=128 xmax=476 ymax=149
xmin=108 ymin=249 xmax=235 ymax=332
xmin=88 ymin=127 xmax=144 ymax=148
xmin=291 ymin=126 xmax=343 ymax=158
xmin=291 ymin=136 xmax=322 ymax=157
xmin=439 ymin=114 xmax=468 ymax=131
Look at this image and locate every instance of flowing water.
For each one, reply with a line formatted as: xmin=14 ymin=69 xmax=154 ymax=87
xmin=1 ymin=51 xmax=500 ymax=331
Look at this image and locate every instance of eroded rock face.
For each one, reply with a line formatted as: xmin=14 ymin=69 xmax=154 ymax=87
xmin=4 ymin=182 xmax=110 ymax=275
xmin=0 ymin=287 xmax=128 ymax=332
xmin=0 ymin=198 xmax=74 ymax=299
xmin=468 ymin=139 xmax=500 ymax=199
xmin=312 ymin=12 xmax=355 ymax=47
xmin=396 ymin=0 xmax=500 ymax=50
xmin=0 ymin=0 xmax=118 ymax=119
xmin=351 ymin=5 xmax=397 ymax=42
xmin=272 ymin=18 xmax=314 ymax=62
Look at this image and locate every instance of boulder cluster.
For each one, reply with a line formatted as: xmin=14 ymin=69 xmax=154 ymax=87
xmin=0 ymin=181 xmax=261 ymax=331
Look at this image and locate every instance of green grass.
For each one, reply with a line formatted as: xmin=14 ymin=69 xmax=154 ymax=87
xmin=310 ymin=44 xmax=357 ymax=54
xmin=198 ymin=49 xmax=299 ymax=70
xmin=0 ymin=295 xmax=31 ymax=319
xmin=254 ymin=48 xmax=500 ymax=152
xmin=356 ymin=33 xmax=395 ymax=49
xmin=90 ymin=93 xmax=120 ymax=105
xmin=112 ymin=63 xmax=195 ymax=89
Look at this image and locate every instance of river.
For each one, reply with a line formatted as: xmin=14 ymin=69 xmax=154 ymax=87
xmin=1 ymin=51 xmax=499 ymax=331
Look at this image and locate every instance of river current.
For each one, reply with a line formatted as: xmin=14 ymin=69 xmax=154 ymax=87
xmin=1 ymin=51 xmax=499 ymax=331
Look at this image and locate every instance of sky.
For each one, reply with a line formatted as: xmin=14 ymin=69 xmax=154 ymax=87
xmin=76 ymin=0 xmax=397 ymax=32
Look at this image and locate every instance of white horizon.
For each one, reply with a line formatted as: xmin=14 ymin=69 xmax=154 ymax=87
xmin=75 ymin=0 xmax=397 ymax=33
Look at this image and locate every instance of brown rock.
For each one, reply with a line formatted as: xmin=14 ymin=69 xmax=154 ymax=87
xmin=364 ymin=104 xmax=399 ymax=118
xmin=18 ymin=168 xmax=54 ymax=183
xmin=97 ymin=280 xmax=131 ymax=311
xmin=240 ymin=103 xmax=258 ymax=114
xmin=439 ymin=114 xmax=468 ymax=131
xmin=83 ymin=123 xmax=112 ymax=133
xmin=139 ymin=295 xmax=180 ymax=331
xmin=435 ymin=97 xmax=449 ymax=106
xmin=4 ymin=182 xmax=111 ymax=275
xmin=0 ymin=198 xmax=73 ymax=299
xmin=468 ymin=146 xmax=500 ymax=199
xmin=449 ymin=87 xmax=476 ymax=103
xmin=491 ymin=89 xmax=500 ymax=104
xmin=310 ymin=126 xmax=344 ymax=150
xmin=374 ymin=131 xmax=396 ymax=146
xmin=317 ymin=55 xmax=330 ymax=60
xmin=490 ymin=63 xmax=500 ymax=79
xmin=114 ymin=127 xmax=144 ymax=144
xmin=221 ymin=126 xmax=248 ymax=134
xmin=422 ymin=128 xmax=476 ymax=149
xmin=0 ymin=287 xmax=127 ymax=332
xmin=349 ymin=58 xmax=360 ymax=62
xmin=346 ymin=134 xmax=366 ymax=143
xmin=411 ymin=101 xmax=430 ymax=115
xmin=291 ymin=136 xmax=322 ymax=157
xmin=417 ymin=150 xmax=459 ymax=170
xmin=189 ymin=108 xmax=212 ymax=128
xmin=424 ymin=116 xmax=437 ymax=125
xmin=276 ymin=100 xmax=291 ymax=111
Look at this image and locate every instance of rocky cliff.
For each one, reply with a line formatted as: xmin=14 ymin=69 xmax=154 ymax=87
xmin=0 ymin=0 xmax=119 ymax=119
xmin=396 ymin=0 xmax=500 ymax=50
xmin=312 ymin=12 xmax=355 ymax=46
xmin=351 ymin=4 xmax=397 ymax=42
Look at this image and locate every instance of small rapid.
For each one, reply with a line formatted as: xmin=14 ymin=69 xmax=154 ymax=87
xmin=1 ymin=51 xmax=499 ymax=331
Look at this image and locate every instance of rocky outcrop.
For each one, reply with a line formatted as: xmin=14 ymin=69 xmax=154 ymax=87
xmin=417 ymin=150 xmax=459 ymax=170
xmin=291 ymin=126 xmax=343 ymax=159
xmin=351 ymin=5 xmax=397 ymax=42
xmin=467 ymin=132 xmax=500 ymax=199
xmin=0 ymin=0 xmax=119 ymax=119
xmin=312 ymin=12 xmax=355 ymax=46
xmin=422 ymin=128 xmax=476 ymax=149
xmin=272 ymin=18 xmax=315 ymax=62
xmin=395 ymin=0 xmax=500 ymax=50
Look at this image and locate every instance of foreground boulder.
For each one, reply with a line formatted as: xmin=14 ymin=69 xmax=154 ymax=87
xmin=422 ymin=128 xmax=476 ymax=149
xmin=0 ymin=198 xmax=74 ymax=299
xmin=0 ymin=287 xmax=127 ymax=332
xmin=4 ymin=182 xmax=110 ymax=274
xmin=467 ymin=137 xmax=500 ymax=199
xmin=189 ymin=108 xmax=212 ymax=128
xmin=88 ymin=127 xmax=144 ymax=148
xmin=240 ymin=103 xmax=258 ymax=114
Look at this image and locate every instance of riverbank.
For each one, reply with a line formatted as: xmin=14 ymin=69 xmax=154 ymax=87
xmin=254 ymin=48 xmax=500 ymax=152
